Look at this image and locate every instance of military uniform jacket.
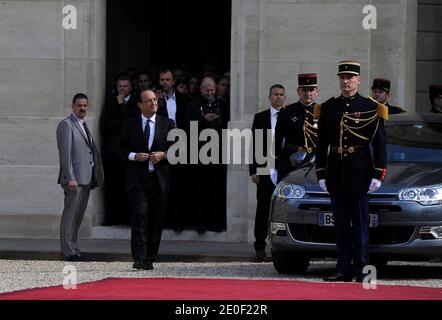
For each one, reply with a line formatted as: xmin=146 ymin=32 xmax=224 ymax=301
xmin=315 ymin=93 xmax=388 ymax=193
xmin=275 ymin=101 xmax=319 ymax=157
xmin=386 ymin=103 xmax=406 ymax=115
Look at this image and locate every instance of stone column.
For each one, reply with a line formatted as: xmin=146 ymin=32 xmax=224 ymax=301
xmin=0 ymin=0 xmax=106 ymax=238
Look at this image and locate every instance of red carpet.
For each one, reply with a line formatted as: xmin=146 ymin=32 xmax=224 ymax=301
xmin=0 ymin=278 xmax=441 ymax=300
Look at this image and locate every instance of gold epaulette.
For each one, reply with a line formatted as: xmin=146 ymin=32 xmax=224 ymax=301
xmin=368 ymin=97 xmax=388 ymax=121
xmin=377 ymin=103 xmax=389 ymax=121
xmin=314 ymin=104 xmax=321 ymax=118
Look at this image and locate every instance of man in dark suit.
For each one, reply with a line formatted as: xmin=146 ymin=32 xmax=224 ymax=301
xmin=187 ymin=77 xmax=229 ymax=233
xmin=56 ymin=93 xmax=104 ymax=261
xmin=371 ymin=78 xmax=406 ymax=115
xmin=155 ymin=68 xmax=189 ymax=232
xmin=250 ymin=84 xmax=286 ymax=261
xmin=275 ymin=74 xmax=320 ymax=182
xmin=116 ymin=89 xmax=175 ymax=271
xmin=101 ymin=74 xmax=140 ymax=225
xmin=316 ymin=61 xmax=388 ymax=282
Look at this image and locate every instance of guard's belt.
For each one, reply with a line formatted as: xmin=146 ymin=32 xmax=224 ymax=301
xmin=330 ymin=146 xmax=367 ymax=154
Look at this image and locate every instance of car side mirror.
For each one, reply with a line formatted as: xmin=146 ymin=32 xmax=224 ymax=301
xmin=290 ymin=151 xmax=307 ymax=166
xmin=290 ymin=151 xmax=316 ymax=167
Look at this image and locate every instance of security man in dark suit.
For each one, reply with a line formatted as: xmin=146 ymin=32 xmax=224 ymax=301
xmin=156 ymin=68 xmax=189 ymax=233
xmin=429 ymin=85 xmax=442 ymax=113
xmin=315 ymin=61 xmax=388 ymax=282
xmin=250 ymin=84 xmax=286 ymax=261
xmin=275 ymin=74 xmax=320 ymax=182
xmin=101 ymin=74 xmax=140 ymax=225
xmin=371 ymin=78 xmax=406 ymax=115
xmin=116 ymin=89 xmax=175 ymax=271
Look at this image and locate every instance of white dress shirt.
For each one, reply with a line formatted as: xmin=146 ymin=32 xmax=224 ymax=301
xmin=129 ymin=114 xmax=156 ymax=172
xmin=166 ymin=90 xmax=177 ymax=124
xmin=72 ymin=113 xmax=88 ymax=139
xmin=270 ymin=105 xmax=280 ymax=134
xmin=269 ymin=106 xmax=280 ymax=185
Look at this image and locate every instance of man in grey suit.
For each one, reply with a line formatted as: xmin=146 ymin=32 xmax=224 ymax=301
xmin=56 ymin=93 xmax=104 ymax=261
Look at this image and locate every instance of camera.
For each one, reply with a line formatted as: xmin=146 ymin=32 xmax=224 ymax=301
xmin=205 ymin=101 xmax=220 ymax=115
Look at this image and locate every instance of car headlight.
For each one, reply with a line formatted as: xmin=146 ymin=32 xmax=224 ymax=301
xmin=273 ymin=183 xmax=305 ymax=200
xmin=398 ymin=184 xmax=442 ymax=206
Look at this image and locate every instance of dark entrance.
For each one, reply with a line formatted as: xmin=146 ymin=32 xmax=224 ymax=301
xmin=102 ymin=0 xmax=232 ymax=230
xmin=106 ymin=0 xmax=231 ymax=85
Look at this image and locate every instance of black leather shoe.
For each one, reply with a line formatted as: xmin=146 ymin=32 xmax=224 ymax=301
xmin=63 ymin=254 xmax=81 ymax=262
xmin=255 ymin=249 xmax=267 ymax=262
xmin=323 ymin=272 xmax=353 ymax=282
xmin=133 ymin=261 xmax=147 ymax=270
xmin=354 ymin=274 xmax=367 ymax=283
xmin=144 ymin=261 xmax=154 ymax=271
xmin=133 ymin=261 xmax=154 ymax=271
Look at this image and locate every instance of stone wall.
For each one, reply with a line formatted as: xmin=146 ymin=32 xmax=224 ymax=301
xmin=416 ymin=0 xmax=442 ymax=112
xmin=0 ymin=0 xmax=419 ymax=241
xmin=0 ymin=0 xmax=106 ymax=238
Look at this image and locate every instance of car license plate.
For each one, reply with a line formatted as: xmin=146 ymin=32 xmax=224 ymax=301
xmin=318 ymin=213 xmax=379 ymax=228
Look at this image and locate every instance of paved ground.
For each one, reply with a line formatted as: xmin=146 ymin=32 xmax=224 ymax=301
xmin=1 ymin=259 xmax=441 ymax=295
xmin=1 ymin=238 xmax=441 ymax=295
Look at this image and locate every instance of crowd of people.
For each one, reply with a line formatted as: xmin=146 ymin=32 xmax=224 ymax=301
xmin=99 ymin=65 xmax=231 ymax=234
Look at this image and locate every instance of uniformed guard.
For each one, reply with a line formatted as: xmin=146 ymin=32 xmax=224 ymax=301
xmin=371 ymin=78 xmax=406 ymax=115
xmin=315 ymin=61 xmax=388 ymax=282
xmin=429 ymin=85 xmax=442 ymax=113
xmin=274 ymin=73 xmax=320 ymax=182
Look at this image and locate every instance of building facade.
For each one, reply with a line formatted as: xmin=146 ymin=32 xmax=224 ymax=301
xmin=0 ymin=0 xmax=439 ymax=242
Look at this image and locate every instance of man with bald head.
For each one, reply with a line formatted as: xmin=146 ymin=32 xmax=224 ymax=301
xmin=116 ymin=89 xmax=175 ymax=270
xmin=187 ymin=76 xmax=230 ymax=233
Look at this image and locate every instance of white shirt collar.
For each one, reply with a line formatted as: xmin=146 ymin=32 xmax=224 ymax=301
xmin=142 ymin=113 xmax=157 ymax=124
xmin=124 ymin=94 xmax=131 ymax=103
xmin=166 ymin=90 xmax=176 ymax=100
xmin=270 ymin=106 xmax=280 ymax=117
xmin=72 ymin=113 xmax=85 ymax=125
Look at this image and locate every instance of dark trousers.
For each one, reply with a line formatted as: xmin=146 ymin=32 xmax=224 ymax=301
xmin=331 ymin=192 xmax=369 ymax=275
xmin=129 ymin=173 xmax=166 ymax=264
xmin=254 ymin=175 xmax=275 ymax=251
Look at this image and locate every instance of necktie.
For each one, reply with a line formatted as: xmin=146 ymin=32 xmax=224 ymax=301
xmin=83 ymin=122 xmax=92 ymax=146
xmin=144 ymin=119 xmax=151 ymax=152
xmin=83 ymin=122 xmax=96 ymax=175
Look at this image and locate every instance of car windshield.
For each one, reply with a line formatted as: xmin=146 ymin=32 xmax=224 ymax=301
xmin=387 ymin=122 xmax=442 ymax=163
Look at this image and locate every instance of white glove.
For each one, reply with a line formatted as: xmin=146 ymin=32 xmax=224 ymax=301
xmin=368 ymin=178 xmax=382 ymax=193
xmin=319 ymin=179 xmax=328 ymax=192
xmin=270 ymin=169 xmax=278 ymax=186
